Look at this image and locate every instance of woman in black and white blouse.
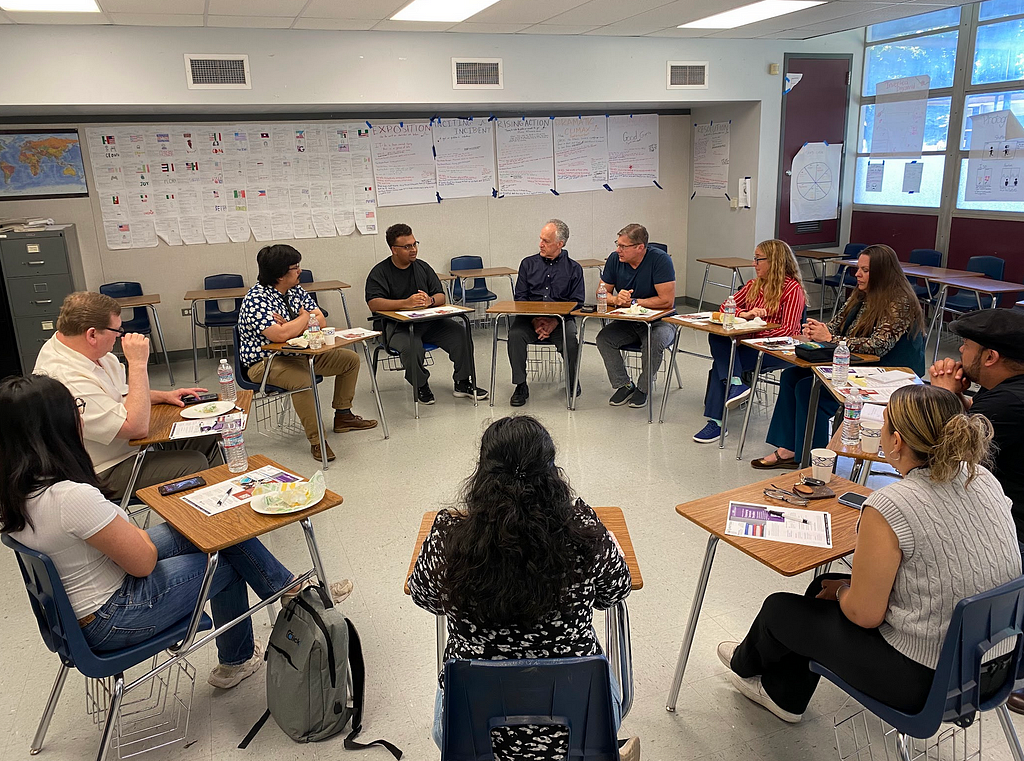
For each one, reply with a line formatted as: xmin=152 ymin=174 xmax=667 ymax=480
xmin=408 ymin=415 xmax=636 ymax=760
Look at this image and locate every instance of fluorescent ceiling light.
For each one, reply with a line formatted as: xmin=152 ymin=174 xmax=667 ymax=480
xmin=0 ymin=0 xmax=99 ymax=10
xmin=680 ymin=0 xmax=824 ymax=29
xmin=392 ymin=0 xmax=502 ymax=23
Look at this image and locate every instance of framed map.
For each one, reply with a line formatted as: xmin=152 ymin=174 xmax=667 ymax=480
xmin=0 ymin=129 xmax=88 ymax=200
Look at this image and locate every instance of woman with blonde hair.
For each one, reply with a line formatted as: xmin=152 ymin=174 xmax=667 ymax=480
xmin=719 ymin=384 xmax=1020 ymax=723
xmin=752 ymin=243 xmax=926 ymax=468
xmin=694 ymin=239 xmax=806 ymax=443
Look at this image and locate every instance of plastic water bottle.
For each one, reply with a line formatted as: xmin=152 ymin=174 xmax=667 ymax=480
xmin=307 ymin=313 xmax=323 ymax=349
xmin=221 ymin=418 xmax=249 ymax=474
xmin=217 ymin=359 xmax=236 ymax=402
xmin=841 ymin=387 xmax=864 ymax=446
xmin=723 ymin=295 xmax=737 ymax=330
xmin=597 ymin=284 xmax=608 ymax=314
xmin=832 ymin=339 xmax=850 ymax=387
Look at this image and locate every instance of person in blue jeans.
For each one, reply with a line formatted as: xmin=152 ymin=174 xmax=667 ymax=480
xmin=0 ymin=374 xmax=337 ymax=689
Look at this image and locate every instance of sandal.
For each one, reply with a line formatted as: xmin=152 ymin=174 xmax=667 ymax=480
xmin=750 ymin=450 xmax=800 ymax=470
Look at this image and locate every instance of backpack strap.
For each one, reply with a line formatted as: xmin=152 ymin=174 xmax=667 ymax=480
xmin=237 ymin=709 xmax=272 ymax=749
xmin=343 ymin=619 xmax=403 ymax=759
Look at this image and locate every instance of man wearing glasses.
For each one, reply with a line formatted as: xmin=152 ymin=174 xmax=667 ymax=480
xmin=365 ymin=223 xmax=487 ymax=404
xmin=596 ymin=224 xmax=677 ymax=409
xmin=34 ymin=291 xmax=220 ymax=500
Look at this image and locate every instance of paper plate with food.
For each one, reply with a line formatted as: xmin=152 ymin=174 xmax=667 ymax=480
xmin=180 ymin=400 xmax=236 ymax=419
xmin=250 ymin=471 xmax=326 ymax=514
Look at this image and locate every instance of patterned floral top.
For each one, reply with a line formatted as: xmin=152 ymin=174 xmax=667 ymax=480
xmin=825 ymin=295 xmax=921 ymax=358
xmin=236 ymin=283 xmax=319 ymax=368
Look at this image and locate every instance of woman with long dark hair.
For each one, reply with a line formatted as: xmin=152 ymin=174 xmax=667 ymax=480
xmin=0 ymin=374 xmax=323 ymax=690
xmin=408 ymin=415 xmax=636 ymax=759
xmin=751 ymin=244 xmax=926 ymax=469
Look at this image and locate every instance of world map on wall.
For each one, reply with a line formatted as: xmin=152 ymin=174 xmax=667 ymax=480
xmin=0 ymin=132 xmax=88 ymax=198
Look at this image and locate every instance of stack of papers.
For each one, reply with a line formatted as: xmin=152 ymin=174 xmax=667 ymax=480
xmin=819 ymin=367 xmax=920 ymax=404
xmin=170 ymin=412 xmax=247 ymax=440
xmin=395 ymin=306 xmax=466 ymax=318
xmin=725 ymin=501 xmax=832 ymax=548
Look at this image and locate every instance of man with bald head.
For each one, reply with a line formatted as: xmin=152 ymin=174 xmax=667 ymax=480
xmin=506 ymin=219 xmax=585 ymax=407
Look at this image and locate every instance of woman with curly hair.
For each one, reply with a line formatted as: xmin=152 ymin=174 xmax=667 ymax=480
xmin=408 ymin=415 xmax=637 ymax=759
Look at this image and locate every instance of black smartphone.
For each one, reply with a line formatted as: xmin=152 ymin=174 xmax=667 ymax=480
xmin=182 ymin=392 xmax=219 ymax=405
xmin=837 ymin=492 xmax=867 ymax=510
xmin=157 ymin=476 xmax=207 ymax=496
xmin=580 ymin=304 xmax=597 ymax=313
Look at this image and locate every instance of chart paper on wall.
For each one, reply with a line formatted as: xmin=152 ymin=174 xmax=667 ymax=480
xmin=607 ymin=114 xmax=659 ymax=189
xmin=965 ymin=110 xmax=1024 ymax=202
xmin=789 ymin=142 xmax=842 ymax=223
xmin=495 ymin=118 xmax=554 ymax=196
xmin=871 ymin=75 xmax=930 ymax=156
xmin=432 ymin=118 xmax=496 ymax=200
xmin=553 ymin=116 xmax=608 ymax=194
xmin=370 ymin=122 xmax=438 ymax=207
xmin=692 ymin=122 xmax=729 ymax=197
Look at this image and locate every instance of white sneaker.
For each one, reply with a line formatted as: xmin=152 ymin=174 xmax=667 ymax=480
xmin=208 ymin=640 xmax=264 ymax=689
xmin=619 ymin=736 xmax=641 ymax=761
xmin=725 ymin=670 xmax=803 ymax=723
xmin=717 ymin=640 xmax=738 ymax=670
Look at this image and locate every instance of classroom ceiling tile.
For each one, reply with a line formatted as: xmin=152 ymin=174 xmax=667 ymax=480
xmin=301 ymin=0 xmax=407 ymax=20
xmin=207 ymin=14 xmax=295 ymax=28
xmin=108 ymin=12 xmax=204 ymax=26
xmin=644 ymin=26 xmax=714 ymax=36
xmin=583 ymin=19 xmax=678 ymax=36
xmin=448 ymin=22 xmax=534 ymax=33
xmin=703 ymin=1 xmax=894 ymax=37
xmin=292 ymin=17 xmax=379 ymax=30
xmin=371 ymin=18 xmax=458 ymax=31
xmin=543 ymin=0 xmax=683 ymax=27
xmin=3 ymin=10 xmax=108 ymax=23
xmin=207 ymin=0 xmax=307 ymax=16
xmin=468 ymin=0 xmax=590 ymax=25
xmin=517 ymin=23 xmax=603 ymax=34
xmin=99 ymin=0 xmax=205 ymax=12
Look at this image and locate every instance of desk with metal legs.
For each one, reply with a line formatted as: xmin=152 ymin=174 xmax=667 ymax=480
xmin=694 ymin=257 xmax=753 ymax=312
xmin=795 ymin=250 xmax=849 ymax=320
xmin=113 ymin=293 xmax=175 ymax=384
xmin=925 ymin=274 xmax=1023 ymax=362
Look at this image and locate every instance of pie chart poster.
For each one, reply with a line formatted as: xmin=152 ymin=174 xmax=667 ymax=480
xmin=790 ymin=142 xmax=842 ymax=224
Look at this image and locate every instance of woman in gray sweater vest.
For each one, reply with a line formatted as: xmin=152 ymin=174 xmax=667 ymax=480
xmin=719 ymin=384 xmax=1021 ymax=723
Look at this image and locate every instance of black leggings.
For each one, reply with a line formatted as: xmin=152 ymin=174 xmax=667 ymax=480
xmin=731 ymin=574 xmax=935 ymax=715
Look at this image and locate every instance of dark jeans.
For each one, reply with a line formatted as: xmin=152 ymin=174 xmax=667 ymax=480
xmin=507 ymin=315 xmax=579 ymax=387
xmin=702 ymin=335 xmax=787 ymax=420
xmin=81 ymin=523 xmax=294 ymax=665
xmin=731 ymin=574 xmax=935 ymax=715
xmin=765 ymin=367 xmax=840 ymax=455
xmin=386 ymin=317 xmax=471 ymax=387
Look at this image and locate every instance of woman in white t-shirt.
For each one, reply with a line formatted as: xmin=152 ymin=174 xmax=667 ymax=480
xmin=0 ymin=374 xmax=303 ymax=690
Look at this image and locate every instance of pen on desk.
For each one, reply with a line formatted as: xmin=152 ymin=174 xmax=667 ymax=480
xmin=214 ymin=485 xmax=233 ymax=507
xmin=766 ymin=508 xmax=808 ymax=524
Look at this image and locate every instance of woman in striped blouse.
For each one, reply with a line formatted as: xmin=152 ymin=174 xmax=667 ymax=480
xmin=694 ymin=239 xmax=807 ymax=443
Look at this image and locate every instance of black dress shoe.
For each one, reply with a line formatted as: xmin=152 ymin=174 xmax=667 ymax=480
xmin=1008 ymin=688 xmax=1024 ymax=715
xmin=510 ymin=382 xmax=529 ymax=407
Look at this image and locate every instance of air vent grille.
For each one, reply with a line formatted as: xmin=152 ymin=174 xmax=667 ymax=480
xmin=795 ymin=221 xmax=823 ymax=234
xmin=184 ymin=55 xmax=251 ymax=90
xmin=452 ymin=58 xmax=503 ymax=89
xmin=667 ymin=61 xmax=709 ymax=89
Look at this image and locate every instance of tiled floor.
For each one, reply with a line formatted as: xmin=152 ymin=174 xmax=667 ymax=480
xmin=3 ymin=327 xmax=1020 ymax=761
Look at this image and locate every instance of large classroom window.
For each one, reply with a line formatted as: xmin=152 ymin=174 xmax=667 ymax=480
xmin=854 ymin=1 xmax=1024 ymax=215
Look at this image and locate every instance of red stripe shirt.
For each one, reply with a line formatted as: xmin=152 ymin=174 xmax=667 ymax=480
xmin=721 ymin=277 xmax=806 ymax=338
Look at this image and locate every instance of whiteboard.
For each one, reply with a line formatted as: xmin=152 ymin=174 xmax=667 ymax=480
xmin=432 ymin=118 xmax=496 ymax=200
xmin=495 ymin=117 xmax=554 ymax=196
xmin=553 ymin=116 xmax=608 ymax=194
xmin=607 ymin=114 xmax=659 ymax=189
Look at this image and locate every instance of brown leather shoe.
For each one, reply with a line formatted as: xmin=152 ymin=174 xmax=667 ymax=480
xmin=310 ymin=441 xmax=336 ymax=462
xmin=1008 ymin=688 xmax=1024 ymax=715
xmin=334 ymin=411 xmax=378 ymax=433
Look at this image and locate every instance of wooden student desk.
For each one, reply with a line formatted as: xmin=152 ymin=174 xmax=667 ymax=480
xmin=485 ymin=300 xmax=579 ymax=409
xmin=112 ymin=293 xmax=174 ymax=384
xmin=665 ymin=468 xmax=870 ymax=712
xmin=694 ymin=257 xmax=754 ymax=312
xmin=406 ymin=506 xmax=643 ymax=720
xmin=926 ymin=274 xmax=1024 ymax=362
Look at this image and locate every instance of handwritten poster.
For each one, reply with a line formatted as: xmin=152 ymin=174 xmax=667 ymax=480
xmin=553 ymin=116 xmax=608 ymax=194
xmin=965 ymin=110 xmax=1024 ymax=202
xmin=370 ymin=122 xmax=438 ymax=207
xmin=871 ymin=75 xmax=930 ymax=156
xmin=432 ymin=118 xmax=496 ymax=199
xmin=692 ymin=122 xmax=730 ymax=197
xmin=495 ymin=118 xmax=554 ymax=196
xmin=790 ymin=142 xmax=843 ymax=223
xmin=607 ymin=114 xmax=659 ymax=189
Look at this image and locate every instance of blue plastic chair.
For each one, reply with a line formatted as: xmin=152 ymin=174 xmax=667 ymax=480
xmin=2 ymin=534 xmax=212 ymax=761
xmin=810 ymin=576 xmax=1024 ymax=760
xmin=99 ymin=281 xmax=151 ymax=334
xmin=441 ymin=656 xmax=620 ymax=761
xmin=450 ymin=256 xmax=497 ymax=307
xmin=200 ymin=274 xmax=244 ymax=359
xmin=944 ymin=256 xmax=1007 ymax=312
xmin=907 ymin=249 xmax=942 ymax=301
xmin=298 ymin=268 xmax=329 ymax=318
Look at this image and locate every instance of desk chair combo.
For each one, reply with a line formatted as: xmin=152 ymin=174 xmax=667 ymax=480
xmin=906 ymin=249 xmax=942 ymax=309
xmin=199 ymin=273 xmax=243 ymax=357
xmin=817 ymin=243 xmax=868 ymax=320
xmin=298 ymin=268 xmax=328 ymax=317
xmin=99 ymin=281 xmax=174 ymax=385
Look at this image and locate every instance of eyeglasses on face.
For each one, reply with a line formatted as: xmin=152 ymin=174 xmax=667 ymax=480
xmin=98 ymin=325 xmax=127 ymax=337
xmin=75 ymin=397 xmax=86 ymax=414
xmin=615 ymin=242 xmax=642 ymax=251
xmin=753 ymin=257 xmax=769 ymax=264
xmin=288 ymin=264 xmax=302 ymax=272
xmin=393 ymin=241 xmax=420 ymax=251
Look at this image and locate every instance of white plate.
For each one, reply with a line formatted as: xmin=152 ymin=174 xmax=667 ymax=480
xmin=180 ymin=401 xmax=236 ymax=419
xmin=250 ymin=493 xmax=318 ymax=515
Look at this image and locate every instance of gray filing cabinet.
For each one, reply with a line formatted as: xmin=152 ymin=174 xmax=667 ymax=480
xmin=0 ymin=225 xmax=86 ymax=375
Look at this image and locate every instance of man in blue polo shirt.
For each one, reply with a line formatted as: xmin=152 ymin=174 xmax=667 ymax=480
xmin=507 ymin=219 xmax=586 ymax=407
xmin=596 ymin=224 xmax=676 ymax=409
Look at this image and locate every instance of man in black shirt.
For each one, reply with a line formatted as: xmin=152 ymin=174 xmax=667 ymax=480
xmin=507 ymin=219 xmax=586 ymax=407
xmin=365 ymin=224 xmax=487 ymax=404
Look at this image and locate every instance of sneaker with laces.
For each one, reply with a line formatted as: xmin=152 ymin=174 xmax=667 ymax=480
xmin=609 ymin=383 xmax=636 ymax=406
xmin=725 ymin=383 xmax=752 ymax=409
xmin=628 ymin=388 xmax=648 ymax=408
xmin=510 ymin=382 xmax=529 ymax=407
xmin=453 ymin=380 xmax=489 ymax=400
xmin=693 ymin=421 xmax=726 ymax=443
xmin=208 ymin=640 xmax=264 ymax=689
xmin=725 ymin=670 xmax=803 ymax=723
xmin=417 ymin=384 xmax=435 ymax=404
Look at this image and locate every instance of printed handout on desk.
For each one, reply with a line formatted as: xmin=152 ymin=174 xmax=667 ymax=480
xmin=336 ymin=327 xmax=381 ymax=341
xmin=394 ymin=305 xmax=468 ymax=318
xmin=170 ymin=412 xmax=247 ymax=440
xmin=726 ymin=502 xmax=832 ymax=549
xmin=818 ymin=366 xmax=919 ymax=403
xmin=181 ymin=464 xmax=300 ymax=516
xmin=609 ymin=307 xmax=669 ymax=319
xmin=744 ymin=336 xmax=797 ymax=350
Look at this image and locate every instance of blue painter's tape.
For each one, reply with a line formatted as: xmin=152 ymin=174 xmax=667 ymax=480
xmin=492 ymin=188 xmax=498 ymax=197
xmin=365 ymin=121 xmax=372 ymax=128
xmin=432 ymin=145 xmax=436 ymax=158
xmin=488 ymin=115 xmax=496 ymax=121
xmin=436 ymin=192 xmax=442 ymax=203
xmin=725 ymin=192 xmax=731 ymax=200
xmin=399 ymin=121 xmax=404 ymax=128
xmin=550 ymin=188 xmax=559 ymax=196
xmin=691 ymin=191 xmax=697 ymax=200
xmin=603 ymin=183 xmax=613 ymax=192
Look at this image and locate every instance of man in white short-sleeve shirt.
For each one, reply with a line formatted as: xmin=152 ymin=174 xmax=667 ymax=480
xmin=34 ymin=291 xmax=221 ymax=500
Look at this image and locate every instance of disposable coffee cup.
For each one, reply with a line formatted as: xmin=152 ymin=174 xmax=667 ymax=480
xmin=810 ymin=448 xmax=837 ymax=483
xmin=323 ymin=327 xmax=336 ymax=346
xmin=860 ymin=420 xmax=883 ymax=455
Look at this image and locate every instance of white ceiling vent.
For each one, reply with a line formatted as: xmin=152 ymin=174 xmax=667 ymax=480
xmin=452 ymin=58 xmax=503 ymax=90
xmin=667 ymin=61 xmax=709 ymax=90
xmin=184 ymin=54 xmax=252 ymax=90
